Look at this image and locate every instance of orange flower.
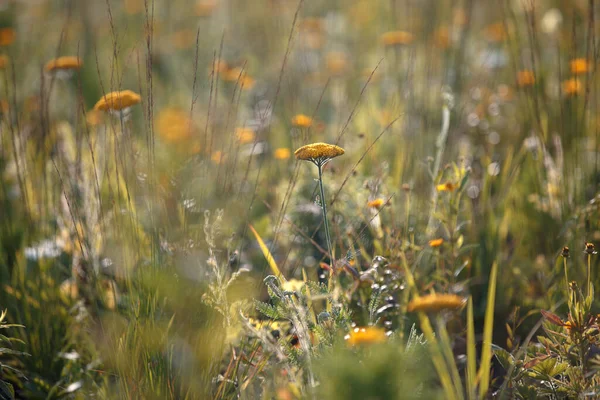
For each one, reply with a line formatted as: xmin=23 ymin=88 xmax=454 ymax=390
xmin=195 ymin=0 xmax=217 ymax=17
xmin=407 ymin=293 xmax=466 ymax=313
xmin=44 ymin=56 xmax=82 ymax=72
xmin=0 ymin=55 xmax=8 ymax=69
xmin=433 ymin=27 xmax=451 ymax=49
xmin=291 ymin=114 xmax=313 ymax=128
xmin=211 ymin=150 xmax=226 ymax=164
xmin=86 ymin=110 xmax=105 ymax=126
xmin=235 ymin=127 xmax=256 ymax=144
xmin=380 ymin=30 xmax=414 ymax=46
xmin=0 ymin=28 xmax=15 ymax=46
xmin=326 ymin=51 xmax=348 ymax=76
xmin=274 ymin=148 xmax=291 ymax=160
xmin=345 ymin=326 xmax=387 ymax=346
xmin=484 ymin=22 xmax=507 ymax=42
xmin=170 ymin=29 xmax=196 ymax=50
xmin=516 ymin=70 xmax=535 ymax=87
xmin=156 ymin=108 xmax=195 ymax=144
xmin=570 ymin=58 xmax=591 ymax=75
xmin=436 ymin=182 xmax=456 ymax=192
xmin=94 ymin=90 xmax=141 ymax=112
xmin=367 ymin=198 xmax=385 ymax=209
xmin=562 ymin=78 xmax=582 ymax=96
xmin=429 ymin=238 xmax=444 ymax=248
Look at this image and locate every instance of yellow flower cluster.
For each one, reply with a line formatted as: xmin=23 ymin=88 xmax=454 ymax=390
xmin=407 ymin=293 xmax=466 ymax=313
xmin=44 ymin=56 xmax=82 ymax=72
xmin=380 ymin=30 xmax=414 ymax=46
xmin=346 ymin=326 xmax=387 ymax=346
xmin=294 ymin=142 xmax=345 ymax=162
xmin=94 ymin=90 xmax=141 ymax=112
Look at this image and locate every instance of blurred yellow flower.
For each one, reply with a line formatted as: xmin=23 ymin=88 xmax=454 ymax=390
xmin=570 ymin=58 xmax=591 ymax=75
xmin=345 ymin=326 xmax=387 ymax=346
xmin=367 ymin=198 xmax=385 ymax=209
xmin=294 ymin=142 xmax=345 ymax=162
xmin=326 ymin=51 xmax=348 ymax=76
xmin=274 ymin=148 xmax=291 ymax=160
xmin=156 ymin=108 xmax=195 ymax=144
xmin=235 ymin=127 xmax=256 ymax=144
xmin=380 ymin=30 xmax=414 ymax=46
xmin=170 ymin=29 xmax=196 ymax=50
xmin=282 ymin=279 xmax=304 ymax=292
xmin=94 ymin=90 xmax=141 ymax=112
xmin=291 ymin=114 xmax=313 ymax=128
xmin=0 ymin=55 xmax=8 ymax=69
xmin=0 ymin=28 xmax=15 ymax=46
xmin=562 ymin=78 xmax=582 ymax=96
xmin=44 ymin=56 xmax=82 ymax=72
xmin=195 ymin=0 xmax=218 ymax=17
xmin=433 ymin=27 xmax=451 ymax=49
xmin=212 ymin=150 xmax=226 ymax=164
xmin=484 ymin=22 xmax=507 ymax=42
xmin=436 ymin=182 xmax=456 ymax=192
xmin=516 ymin=70 xmax=535 ymax=87
xmin=407 ymin=293 xmax=465 ymax=313
xmin=428 ymin=238 xmax=444 ymax=248
xmin=86 ymin=109 xmax=105 ymax=126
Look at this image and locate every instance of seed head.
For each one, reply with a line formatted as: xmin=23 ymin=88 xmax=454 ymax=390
xmin=561 ymin=246 xmax=570 ymax=258
xmin=585 ymin=242 xmax=597 ymax=255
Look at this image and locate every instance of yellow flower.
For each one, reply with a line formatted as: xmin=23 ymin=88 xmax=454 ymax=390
xmin=433 ymin=27 xmax=450 ymax=49
xmin=235 ymin=127 xmax=256 ymax=144
xmin=407 ymin=293 xmax=466 ymax=313
xmin=516 ymin=70 xmax=535 ymax=87
xmin=211 ymin=150 xmax=226 ymax=164
xmin=0 ymin=28 xmax=15 ymax=47
xmin=367 ymin=198 xmax=385 ymax=209
xmin=44 ymin=56 xmax=82 ymax=72
xmin=291 ymin=114 xmax=313 ymax=128
xmin=380 ymin=30 xmax=414 ymax=46
xmin=274 ymin=148 xmax=291 ymax=160
xmin=428 ymin=238 xmax=444 ymax=248
xmin=94 ymin=90 xmax=141 ymax=112
xmin=170 ymin=29 xmax=196 ymax=50
xmin=436 ymin=182 xmax=456 ymax=192
xmin=345 ymin=326 xmax=387 ymax=346
xmin=562 ymin=78 xmax=582 ymax=96
xmin=294 ymin=142 xmax=345 ymax=166
xmin=326 ymin=51 xmax=348 ymax=76
xmin=195 ymin=0 xmax=217 ymax=17
xmin=156 ymin=108 xmax=195 ymax=144
xmin=570 ymin=58 xmax=591 ymax=75
xmin=484 ymin=22 xmax=507 ymax=42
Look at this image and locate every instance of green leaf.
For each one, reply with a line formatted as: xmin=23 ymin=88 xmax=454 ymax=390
xmin=0 ymin=381 xmax=14 ymax=400
xmin=492 ymin=345 xmax=515 ymax=371
xmin=478 ymin=261 xmax=498 ymax=398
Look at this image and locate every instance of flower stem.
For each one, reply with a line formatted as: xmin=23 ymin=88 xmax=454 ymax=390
xmin=587 ymin=254 xmax=591 ymax=297
xmin=564 ymin=257 xmax=569 ymax=303
xmin=317 ymin=164 xmax=334 ymax=266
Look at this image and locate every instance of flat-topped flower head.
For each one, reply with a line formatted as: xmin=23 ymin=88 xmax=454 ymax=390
xmin=291 ymin=114 xmax=313 ymax=128
xmin=570 ymin=58 xmax=591 ymax=75
xmin=294 ymin=142 xmax=345 ymax=167
xmin=44 ymin=56 xmax=82 ymax=72
xmin=516 ymin=70 xmax=535 ymax=87
xmin=381 ymin=30 xmax=414 ymax=46
xmin=94 ymin=90 xmax=141 ymax=115
xmin=407 ymin=293 xmax=466 ymax=313
xmin=345 ymin=326 xmax=387 ymax=346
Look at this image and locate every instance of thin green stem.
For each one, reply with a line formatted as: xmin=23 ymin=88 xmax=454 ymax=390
xmin=564 ymin=257 xmax=569 ymax=305
xmin=317 ymin=164 xmax=334 ymax=266
xmin=587 ymin=254 xmax=591 ymax=297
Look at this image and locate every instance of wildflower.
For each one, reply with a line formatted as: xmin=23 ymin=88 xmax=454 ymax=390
xmin=294 ymin=142 xmax=345 ymax=167
xmin=345 ymin=326 xmax=387 ymax=346
xmin=562 ymin=78 xmax=582 ymax=96
xmin=484 ymin=22 xmax=507 ymax=42
xmin=585 ymin=242 xmax=597 ymax=255
xmin=407 ymin=293 xmax=466 ymax=313
xmin=44 ymin=56 xmax=82 ymax=77
xmin=195 ymin=0 xmax=217 ymax=17
xmin=429 ymin=238 xmax=444 ymax=248
xmin=209 ymin=59 xmax=229 ymax=76
xmin=380 ymin=30 xmax=414 ymax=46
xmin=0 ymin=55 xmax=8 ymax=69
xmin=433 ymin=27 xmax=451 ymax=49
xmin=516 ymin=70 xmax=535 ymax=87
xmin=94 ymin=90 xmax=141 ymax=113
xmin=291 ymin=114 xmax=313 ymax=128
xmin=240 ymin=75 xmax=255 ymax=90
xmin=235 ymin=127 xmax=256 ymax=144
xmin=402 ymin=183 xmax=411 ymax=191
xmin=273 ymin=148 xmax=291 ymax=160
xmin=561 ymin=246 xmax=570 ymax=258
xmin=0 ymin=28 xmax=15 ymax=46
xmin=436 ymin=182 xmax=456 ymax=192
xmin=326 ymin=51 xmax=348 ymax=76
xmin=211 ymin=150 xmax=225 ymax=164
xmin=367 ymin=198 xmax=385 ymax=209
xmin=563 ymin=320 xmax=573 ymax=333
xmin=570 ymin=58 xmax=591 ymax=75
xmin=156 ymin=108 xmax=194 ymax=144
xmin=170 ymin=29 xmax=196 ymax=50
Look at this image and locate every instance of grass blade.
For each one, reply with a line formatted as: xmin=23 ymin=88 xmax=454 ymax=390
xmin=248 ymin=224 xmax=283 ymax=280
xmin=478 ymin=261 xmax=498 ymax=398
xmin=466 ymin=297 xmax=476 ymax=399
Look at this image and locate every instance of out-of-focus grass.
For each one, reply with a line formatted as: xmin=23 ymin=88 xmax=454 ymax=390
xmin=1 ymin=0 xmax=600 ymax=398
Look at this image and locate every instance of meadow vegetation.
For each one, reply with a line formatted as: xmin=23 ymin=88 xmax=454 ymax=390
xmin=1 ymin=0 xmax=600 ymax=398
